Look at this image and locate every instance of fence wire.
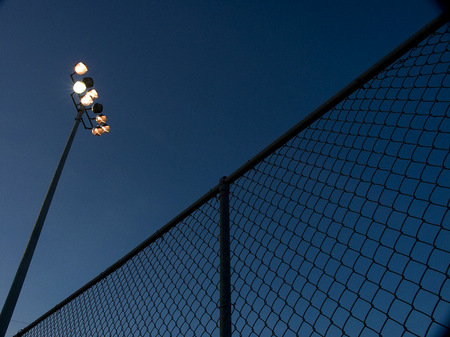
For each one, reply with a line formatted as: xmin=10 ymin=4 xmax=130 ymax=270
xmin=229 ymin=23 xmax=450 ymax=337
xmin=15 ymin=16 xmax=450 ymax=337
xmin=17 ymin=198 xmax=221 ymax=337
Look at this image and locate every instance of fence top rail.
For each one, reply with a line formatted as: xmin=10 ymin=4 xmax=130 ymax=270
xmin=14 ymin=9 xmax=450 ymax=337
xmin=225 ymin=10 xmax=450 ymax=185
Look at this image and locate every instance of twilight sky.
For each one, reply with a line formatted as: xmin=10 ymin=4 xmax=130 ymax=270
xmin=0 ymin=1 xmax=444 ymax=336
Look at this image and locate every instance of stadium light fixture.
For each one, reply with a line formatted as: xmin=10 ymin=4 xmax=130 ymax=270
xmin=0 ymin=62 xmax=111 ymax=337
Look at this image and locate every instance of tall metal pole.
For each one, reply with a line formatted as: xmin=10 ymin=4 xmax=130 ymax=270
xmin=219 ymin=177 xmax=232 ymax=337
xmin=0 ymin=110 xmax=84 ymax=337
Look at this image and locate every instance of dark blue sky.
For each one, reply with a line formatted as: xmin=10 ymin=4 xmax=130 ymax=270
xmin=0 ymin=1 xmax=443 ymax=336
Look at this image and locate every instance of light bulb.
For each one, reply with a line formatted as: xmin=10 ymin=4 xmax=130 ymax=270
xmin=74 ymin=62 xmax=88 ymax=75
xmin=92 ymin=125 xmax=104 ymax=136
xmin=73 ymin=81 xmax=86 ymax=94
xmin=81 ymin=94 xmax=93 ymax=106
xmin=87 ymin=89 xmax=98 ymax=99
xmin=101 ymin=124 xmax=110 ymax=133
xmin=96 ymin=114 xmax=107 ymax=124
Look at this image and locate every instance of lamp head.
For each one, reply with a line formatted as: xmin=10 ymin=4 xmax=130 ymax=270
xmin=92 ymin=103 xmax=103 ymax=114
xmin=82 ymin=77 xmax=94 ymax=88
xmin=101 ymin=124 xmax=110 ymax=133
xmin=73 ymin=81 xmax=87 ymax=94
xmin=80 ymin=94 xmax=94 ymax=106
xmin=92 ymin=125 xmax=104 ymax=136
xmin=87 ymin=89 xmax=98 ymax=99
xmin=74 ymin=62 xmax=88 ymax=75
xmin=96 ymin=114 xmax=107 ymax=124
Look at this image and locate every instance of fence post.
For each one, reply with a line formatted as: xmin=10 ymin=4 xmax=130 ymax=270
xmin=219 ymin=177 xmax=232 ymax=337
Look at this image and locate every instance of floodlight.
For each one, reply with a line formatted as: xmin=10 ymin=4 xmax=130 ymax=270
xmin=92 ymin=125 xmax=104 ymax=136
xmin=82 ymin=77 xmax=94 ymax=88
xmin=92 ymin=103 xmax=103 ymax=114
xmin=73 ymin=81 xmax=87 ymax=94
xmin=96 ymin=114 xmax=107 ymax=124
xmin=69 ymin=65 xmax=109 ymax=136
xmin=87 ymin=89 xmax=98 ymax=100
xmin=81 ymin=94 xmax=94 ymax=106
xmin=74 ymin=62 xmax=88 ymax=75
xmin=101 ymin=124 xmax=110 ymax=133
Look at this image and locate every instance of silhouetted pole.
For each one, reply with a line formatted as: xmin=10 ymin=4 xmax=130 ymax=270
xmin=219 ymin=177 xmax=232 ymax=337
xmin=0 ymin=110 xmax=83 ymax=337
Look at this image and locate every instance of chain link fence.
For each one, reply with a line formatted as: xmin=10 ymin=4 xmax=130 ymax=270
xmin=16 ymin=198 xmax=221 ymax=337
xmin=15 ymin=13 xmax=450 ymax=337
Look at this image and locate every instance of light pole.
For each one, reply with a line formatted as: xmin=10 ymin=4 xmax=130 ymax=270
xmin=0 ymin=62 xmax=110 ymax=337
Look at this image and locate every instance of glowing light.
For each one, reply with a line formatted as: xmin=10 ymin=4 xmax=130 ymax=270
xmin=74 ymin=62 xmax=88 ymax=75
xmin=73 ymin=81 xmax=86 ymax=94
xmin=80 ymin=94 xmax=94 ymax=106
xmin=101 ymin=124 xmax=110 ymax=133
xmin=96 ymin=114 xmax=107 ymax=124
xmin=92 ymin=125 xmax=104 ymax=136
xmin=86 ymin=89 xmax=98 ymax=99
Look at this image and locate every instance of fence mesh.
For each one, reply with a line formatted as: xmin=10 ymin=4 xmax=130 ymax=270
xmin=229 ymin=24 xmax=450 ymax=336
xmin=15 ymin=16 xmax=450 ymax=337
xmin=18 ymin=197 xmax=221 ymax=337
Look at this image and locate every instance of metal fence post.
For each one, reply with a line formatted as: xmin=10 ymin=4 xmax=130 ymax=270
xmin=219 ymin=177 xmax=232 ymax=337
